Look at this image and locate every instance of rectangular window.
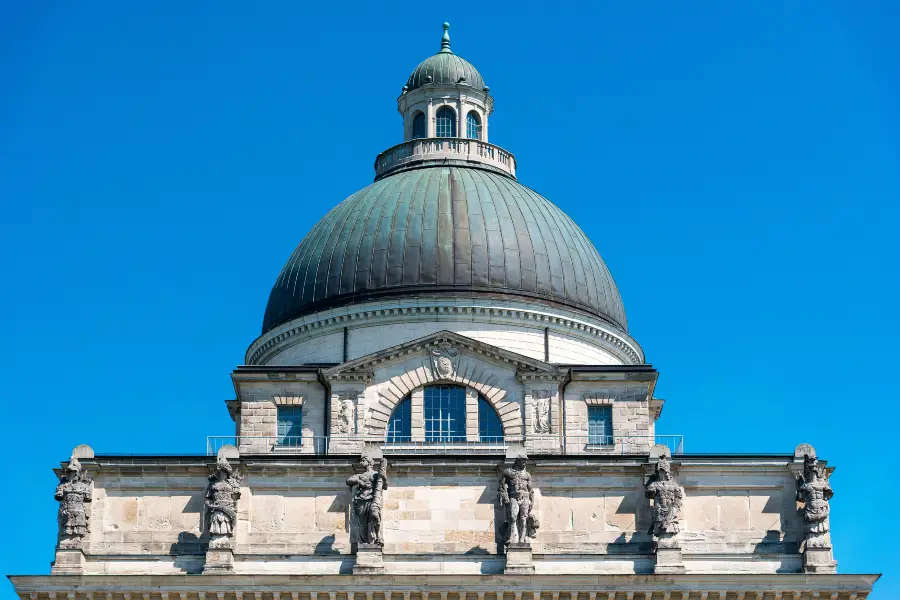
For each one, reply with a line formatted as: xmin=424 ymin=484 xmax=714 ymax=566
xmin=276 ymin=405 xmax=303 ymax=447
xmin=587 ymin=405 xmax=613 ymax=445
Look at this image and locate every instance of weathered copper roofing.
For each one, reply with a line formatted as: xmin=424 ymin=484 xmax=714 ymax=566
xmin=405 ymin=23 xmax=486 ymax=92
xmin=262 ymin=166 xmax=628 ymax=333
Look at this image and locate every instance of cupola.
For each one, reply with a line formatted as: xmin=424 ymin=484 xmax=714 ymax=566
xmin=398 ymin=23 xmax=493 ymax=142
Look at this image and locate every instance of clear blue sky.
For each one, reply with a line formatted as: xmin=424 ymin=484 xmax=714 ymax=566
xmin=1 ymin=1 xmax=897 ymax=595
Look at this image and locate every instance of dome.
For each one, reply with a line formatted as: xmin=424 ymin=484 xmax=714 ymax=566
xmin=406 ymin=52 xmax=485 ymax=92
xmin=404 ymin=23 xmax=486 ymax=93
xmin=262 ymin=166 xmax=628 ymax=334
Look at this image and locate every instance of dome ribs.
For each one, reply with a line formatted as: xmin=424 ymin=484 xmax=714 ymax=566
xmin=450 ymin=168 xmax=473 ymax=287
xmin=261 ymin=168 xmax=628 ymax=333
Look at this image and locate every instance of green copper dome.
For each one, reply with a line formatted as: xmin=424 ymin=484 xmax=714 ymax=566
xmin=262 ymin=166 xmax=628 ymax=334
xmin=404 ymin=23 xmax=487 ymax=92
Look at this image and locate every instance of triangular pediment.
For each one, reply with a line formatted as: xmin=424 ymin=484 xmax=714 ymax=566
xmin=321 ymin=330 xmax=561 ymax=380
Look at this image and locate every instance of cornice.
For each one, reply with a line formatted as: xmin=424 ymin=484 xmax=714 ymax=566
xmin=9 ymin=573 xmax=881 ymax=596
xmin=246 ymin=303 xmax=643 ymax=366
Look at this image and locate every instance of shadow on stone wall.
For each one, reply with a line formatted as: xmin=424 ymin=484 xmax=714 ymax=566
xmin=169 ymin=532 xmax=204 ymax=574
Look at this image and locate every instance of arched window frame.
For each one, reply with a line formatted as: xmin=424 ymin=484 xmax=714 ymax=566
xmin=411 ymin=111 xmax=426 ymax=140
xmin=435 ymin=106 xmax=457 ymax=138
xmin=466 ymin=110 xmax=482 ymax=140
xmin=383 ymin=384 xmax=506 ymax=445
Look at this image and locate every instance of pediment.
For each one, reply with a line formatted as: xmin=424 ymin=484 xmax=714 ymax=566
xmin=321 ymin=330 xmax=562 ymax=383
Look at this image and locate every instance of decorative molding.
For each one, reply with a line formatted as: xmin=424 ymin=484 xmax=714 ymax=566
xmin=583 ymin=387 xmax=650 ymax=404
xmin=584 ymin=396 xmax=614 ymax=406
xmin=246 ymin=302 xmax=643 ymax=366
xmin=272 ymin=395 xmax=302 ymax=406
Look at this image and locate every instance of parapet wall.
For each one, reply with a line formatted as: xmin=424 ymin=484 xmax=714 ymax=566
xmin=64 ymin=454 xmax=806 ymax=576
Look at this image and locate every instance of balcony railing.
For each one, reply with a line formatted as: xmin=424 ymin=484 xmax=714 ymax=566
xmin=206 ymin=434 xmax=683 ymax=456
xmin=374 ymin=138 xmax=517 ymax=180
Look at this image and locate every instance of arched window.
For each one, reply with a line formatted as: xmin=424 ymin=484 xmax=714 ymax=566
xmin=435 ymin=106 xmax=456 ymax=138
xmin=478 ymin=397 xmax=504 ymax=442
xmin=386 ymin=397 xmax=411 ymax=443
xmin=466 ymin=111 xmax=481 ymax=140
xmin=411 ymin=112 xmax=426 ymax=139
xmin=425 ymin=385 xmax=466 ymax=441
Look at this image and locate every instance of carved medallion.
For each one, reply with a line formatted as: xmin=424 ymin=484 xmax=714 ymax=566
xmin=430 ymin=342 xmax=460 ymax=379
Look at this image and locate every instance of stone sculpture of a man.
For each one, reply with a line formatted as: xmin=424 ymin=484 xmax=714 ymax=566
xmin=645 ymin=454 xmax=683 ymax=547
xmin=55 ymin=456 xmax=92 ymax=544
xmin=346 ymin=456 xmax=388 ymax=546
xmin=205 ymin=453 xmax=242 ymax=538
xmin=796 ymin=454 xmax=833 ymax=548
xmin=498 ymin=453 xmax=540 ymax=549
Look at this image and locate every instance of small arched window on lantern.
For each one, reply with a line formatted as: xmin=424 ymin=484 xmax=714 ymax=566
xmin=411 ymin=112 xmax=426 ymax=139
xmin=466 ymin=111 xmax=482 ymax=140
xmin=435 ymin=106 xmax=457 ymax=138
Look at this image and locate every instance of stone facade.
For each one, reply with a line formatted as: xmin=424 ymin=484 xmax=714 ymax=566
xmin=8 ymin=22 xmax=878 ymax=600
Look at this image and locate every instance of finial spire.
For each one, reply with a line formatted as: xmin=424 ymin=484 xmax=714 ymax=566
xmin=440 ymin=22 xmax=452 ymax=54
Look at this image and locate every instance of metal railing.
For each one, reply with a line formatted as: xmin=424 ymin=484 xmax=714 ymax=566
xmin=529 ymin=434 xmax=684 ymax=456
xmin=374 ymin=138 xmax=517 ymax=180
xmin=207 ymin=434 xmax=683 ymax=456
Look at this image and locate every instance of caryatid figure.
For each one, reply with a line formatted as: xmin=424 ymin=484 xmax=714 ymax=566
xmin=498 ymin=453 xmax=540 ymax=549
xmin=645 ymin=454 xmax=684 ymax=546
xmin=55 ymin=456 xmax=93 ymax=542
xmin=346 ymin=455 xmax=388 ymax=546
xmin=796 ymin=454 xmax=833 ymax=548
xmin=205 ymin=453 xmax=242 ymax=537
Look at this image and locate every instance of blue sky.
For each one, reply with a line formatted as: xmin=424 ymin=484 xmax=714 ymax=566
xmin=1 ymin=1 xmax=897 ymax=595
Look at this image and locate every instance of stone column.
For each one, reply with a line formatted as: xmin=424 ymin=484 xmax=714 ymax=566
xmin=426 ymin=100 xmax=435 ymax=138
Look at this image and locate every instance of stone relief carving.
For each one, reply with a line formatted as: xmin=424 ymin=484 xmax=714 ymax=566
xmin=645 ymin=453 xmax=684 ymax=548
xmin=533 ymin=393 xmax=551 ymax=434
xmin=430 ymin=341 xmax=460 ymax=379
xmin=335 ymin=398 xmax=356 ymax=434
xmin=796 ymin=453 xmax=833 ymax=548
xmin=205 ymin=453 xmax=242 ymax=539
xmin=498 ymin=453 xmax=540 ymax=550
xmin=347 ymin=455 xmax=389 ymax=546
xmin=55 ymin=456 xmax=93 ymax=546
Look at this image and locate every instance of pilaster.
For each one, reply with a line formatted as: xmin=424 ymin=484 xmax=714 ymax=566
xmin=410 ymin=387 xmax=425 ymax=441
xmin=465 ymin=387 xmax=479 ymax=442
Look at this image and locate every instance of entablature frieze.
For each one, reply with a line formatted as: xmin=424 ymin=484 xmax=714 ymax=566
xmin=244 ymin=302 xmax=643 ymax=367
xmin=10 ymin=574 xmax=879 ymax=600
